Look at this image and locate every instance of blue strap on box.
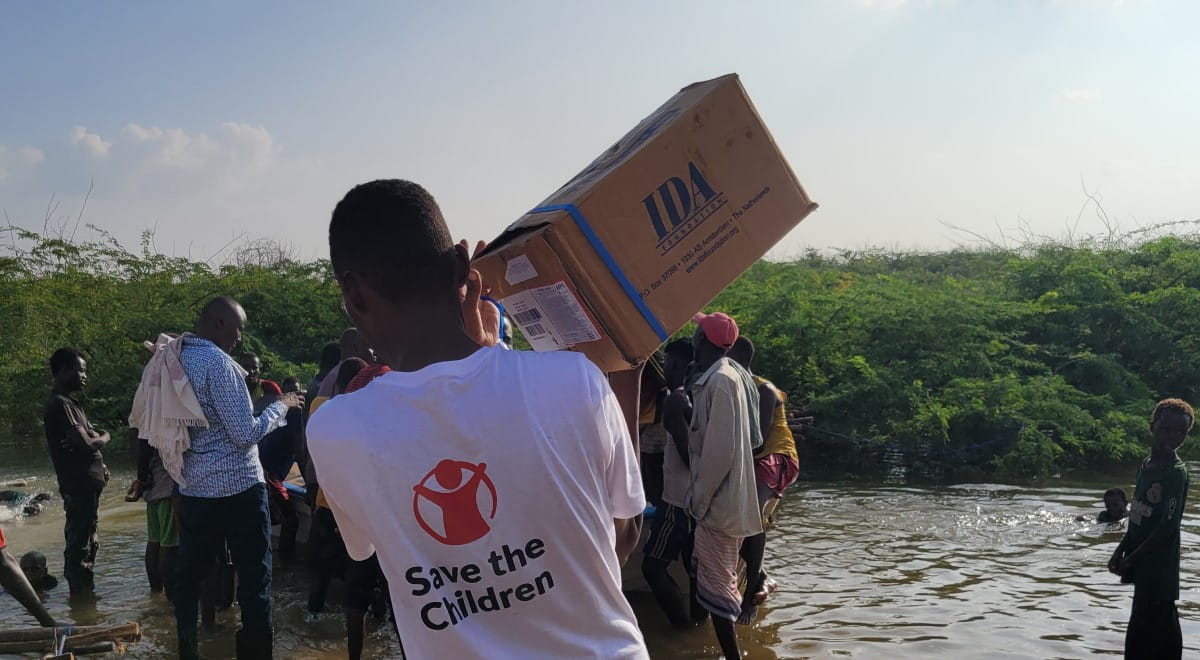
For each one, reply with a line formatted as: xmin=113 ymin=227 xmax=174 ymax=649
xmin=528 ymin=204 xmax=669 ymax=341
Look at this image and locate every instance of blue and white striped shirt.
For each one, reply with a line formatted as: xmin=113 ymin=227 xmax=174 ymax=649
xmin=178 ymin=337 xmax=288 ymax=498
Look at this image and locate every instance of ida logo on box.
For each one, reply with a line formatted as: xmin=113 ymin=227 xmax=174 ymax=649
xmin=643 ymin=161 xmax=727 ymax=255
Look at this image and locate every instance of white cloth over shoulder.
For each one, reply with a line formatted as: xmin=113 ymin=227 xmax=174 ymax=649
xmin=128 ymin=333 xmax=208 ymax=487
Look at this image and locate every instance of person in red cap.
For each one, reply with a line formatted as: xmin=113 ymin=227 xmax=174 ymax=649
xmin=687 ymin=312 xmax=762 ymax=660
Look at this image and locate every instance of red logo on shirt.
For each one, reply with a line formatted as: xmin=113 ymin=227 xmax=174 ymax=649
xmin=412 ymin=460 xmax=498 ymax=545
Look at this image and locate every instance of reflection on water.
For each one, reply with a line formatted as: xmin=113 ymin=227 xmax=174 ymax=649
xmin=2 ymin=458 xmax=1197 ymax=659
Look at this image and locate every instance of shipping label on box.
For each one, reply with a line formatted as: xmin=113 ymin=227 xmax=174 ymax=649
xmin=476 ymin=74 xmax=818 ymax=371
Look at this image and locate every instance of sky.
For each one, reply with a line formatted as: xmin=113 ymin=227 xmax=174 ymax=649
xmin=1 ymin=0 xmax=1197 ymax=262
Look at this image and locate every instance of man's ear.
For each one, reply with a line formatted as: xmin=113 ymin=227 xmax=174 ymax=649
xmin=340 ymin=271 xmax=370 ymax=318
xmin=453 ymin=242 xmax=472 ymax=295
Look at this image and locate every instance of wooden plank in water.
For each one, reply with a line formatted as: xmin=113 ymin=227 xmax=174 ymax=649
xmin=0 ymin=622 xmax=139 ymax=654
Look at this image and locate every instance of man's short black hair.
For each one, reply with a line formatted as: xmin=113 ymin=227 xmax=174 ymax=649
xmin=664 ymin=339 xmax=694 ymax=363
xmin=319 ymin=341 xmax=341 ymax=372
xmin=1104 ymin=487 xmax=1127 ymax=502
xmin=729 ymin=336 xmax=755 ymax=368
xmin=49 ymin=347 xmax=85 ymax=376
xmin=335 ymin=357 xmax=368 ymax=394
xmin=329 ymin=180 xmax=458 ymax=303
xmin=642 ymin=351 xmax=667 ymax=389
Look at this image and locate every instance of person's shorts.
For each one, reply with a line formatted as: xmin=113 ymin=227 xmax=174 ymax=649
xmin=755 ymin=454 xmax=800 ymax=508
xmin=644 ymin=503 xmax=694 ymax=564
xmin=146 ymin=498 xmax=179 ymax=548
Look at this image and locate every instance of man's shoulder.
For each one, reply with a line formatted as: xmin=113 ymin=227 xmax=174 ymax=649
xmin=306 ymin=395 xmax=362 ymax=446
xmin=181 ymin=340 xmax=235 ymax=375
xmin=1172 ymin=460 xmax=1189 ymax=485
xmin=709 ymin=361 xmax=744 ymax=386
xmin=43 ymin=393 xmax=77 ymax=415
xmin=506 ymin=349 xmax=603 ymax=386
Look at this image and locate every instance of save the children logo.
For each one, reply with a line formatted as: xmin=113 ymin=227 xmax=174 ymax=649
xmin=413 ymin=460 xmax=498 ymax=545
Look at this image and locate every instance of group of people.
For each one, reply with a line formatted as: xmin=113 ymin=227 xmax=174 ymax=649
xmin=0 ymin=179 xmax=1191 ymax=660
xmin=633 ymin=318 xmax=800 ymax=659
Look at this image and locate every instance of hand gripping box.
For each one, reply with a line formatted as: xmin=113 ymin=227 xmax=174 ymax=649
xmin=475 ymin=74 xmax=818 ymax=371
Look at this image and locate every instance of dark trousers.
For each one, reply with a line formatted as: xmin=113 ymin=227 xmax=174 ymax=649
xmin=641 ymin=504 xmax=703 ymax=629
xmin=61 ymin=487 xmax=102 ymax=595
xmin=640 ymin=451 xmax=665 ymax=508
xmin=175 ymin=483 xmax=273 ymax=660
xmin=1126 ymin=596 xmax=1182 ymax=660
xmin=307 ymin=507 xmax=347 ymax=613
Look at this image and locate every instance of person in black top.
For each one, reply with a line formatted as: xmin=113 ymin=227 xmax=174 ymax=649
xmin=42 ymin=347 xmax=110 ymax=599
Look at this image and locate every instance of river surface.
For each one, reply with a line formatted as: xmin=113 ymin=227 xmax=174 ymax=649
xmin=1 ymin=452 xmax=1196 ymax=659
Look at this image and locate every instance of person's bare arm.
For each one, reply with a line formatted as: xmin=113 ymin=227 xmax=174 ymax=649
xmin=85 ymin=428 xmax=110 ymax=448
xmin=0 ymin=548 xmax=55 ymax=626
xmin=663 ymin=392 xmax=692 ymax=467
xmin=607 ymin=365 xmax=645 ymax=565
xmin=614 ymin=517 xmax=641 ymax=566
xmin=758 ymin=383 xmax=778 ymax=442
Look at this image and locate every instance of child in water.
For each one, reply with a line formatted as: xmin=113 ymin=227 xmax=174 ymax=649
xmin=19 ymin=551 xmax=58 ymax=593
xmin=1108 ymin=398 xmax=1191 ymax=659
xmin=1097 ymin=488 xmax=1129 ymax=523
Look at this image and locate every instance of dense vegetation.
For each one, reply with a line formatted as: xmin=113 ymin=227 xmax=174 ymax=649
xmin=4 ymin=224 xmax=1200 ymax=479
xmin=711 ymin=233 xmax=1200 ymax=478
xmin=0 ymin=228 xmax=345 ymax=449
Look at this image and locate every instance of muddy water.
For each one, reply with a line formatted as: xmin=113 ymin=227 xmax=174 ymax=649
xmin=2 ymin=454 xmax=1197 ymax=659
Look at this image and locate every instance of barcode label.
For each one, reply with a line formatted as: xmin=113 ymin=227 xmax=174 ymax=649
xmin=534 ymin=282 xmax=600 ymax=345
xmin=501 ymin=282 xmax=601 ymax=352
xmin=513 ymin=308 xmax=543 ymax=325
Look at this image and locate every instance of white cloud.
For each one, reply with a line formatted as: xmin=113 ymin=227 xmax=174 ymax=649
xmin=47 ymin=120 xmax=327 ymax=257
xmin=71 ymin=125 xmax=112 ymax=156
xmin=20 ymin=146 xmax=45 ymax=164
xmin=120 ymin=121 xmax=275 ymax=175
xmin=0 ymin=145 xmax=46 ymax=182
xmin=1056 ymin=88 xmax=1102 ymax=104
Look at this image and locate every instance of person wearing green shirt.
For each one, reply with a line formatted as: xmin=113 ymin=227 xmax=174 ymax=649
xmin=1109 ymin=398 xmax=1192 ymax=660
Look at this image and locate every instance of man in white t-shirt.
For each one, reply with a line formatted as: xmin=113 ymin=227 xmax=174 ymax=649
xmin=307 ymin=179 xmax=648 ymax=659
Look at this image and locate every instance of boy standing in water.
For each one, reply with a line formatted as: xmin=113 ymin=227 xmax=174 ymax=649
xmin=1109 ymin=398 xmax=1192 ymax=660
xmin=43 ymin=347 xmax=110 ymax=601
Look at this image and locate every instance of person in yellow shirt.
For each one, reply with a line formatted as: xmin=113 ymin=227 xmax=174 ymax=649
xmin=727 ymin=336 xmax=799 ymax=625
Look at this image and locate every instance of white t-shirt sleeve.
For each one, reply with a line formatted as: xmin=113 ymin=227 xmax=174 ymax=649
xmin=326 ymin=485 xmax=377 ymax=561
xmin=593 ymin=369 xmax=646 ymax=520
xmin=307 ymin=408 xmax=377 ymax=561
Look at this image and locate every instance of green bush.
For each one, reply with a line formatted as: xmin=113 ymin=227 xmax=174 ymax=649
xmin=4 ymin=227 xmax=1198 ymax=478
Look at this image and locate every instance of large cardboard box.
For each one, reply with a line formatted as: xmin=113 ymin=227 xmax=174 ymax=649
xmin=476 ymin=74 xmax=818 ymax=371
